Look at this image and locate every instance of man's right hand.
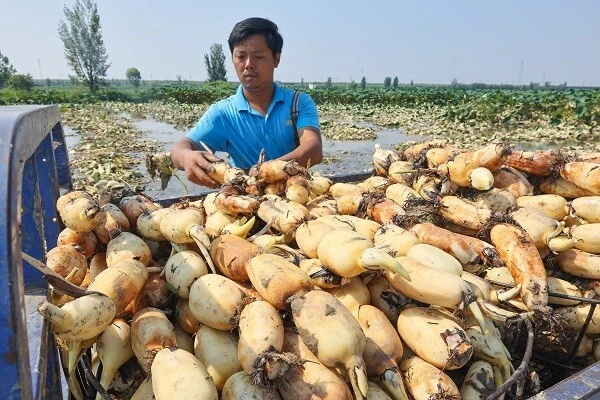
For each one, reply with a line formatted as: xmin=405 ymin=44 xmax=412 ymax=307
xmin=179 ymin=148 xmax=221 ymax=188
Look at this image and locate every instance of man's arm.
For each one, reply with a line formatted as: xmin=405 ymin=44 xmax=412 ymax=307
xmin=279 ymin=127 xmax=323 ymax=167
xmin=171 ymin=104 xmax=228 ymax=188
xmin=171 ymin=138 xmax=221 ymax=188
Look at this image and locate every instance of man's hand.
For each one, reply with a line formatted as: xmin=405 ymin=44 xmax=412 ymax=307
xmin=180 ymin=149 xmax=221 ymax=188
xmin=171 ymin=139 xmax=221 ymax=188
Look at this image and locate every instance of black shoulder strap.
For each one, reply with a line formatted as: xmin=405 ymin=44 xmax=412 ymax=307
xmin=291 ymin=90 xmax=301 ymax=147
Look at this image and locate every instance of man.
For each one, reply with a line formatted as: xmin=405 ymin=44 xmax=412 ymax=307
xmin=171 ymin=17 xmax=323 ymax=188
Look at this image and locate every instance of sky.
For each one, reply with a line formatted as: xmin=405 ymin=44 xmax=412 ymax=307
xmin=1 ymin=0 xmax=599 ymax=86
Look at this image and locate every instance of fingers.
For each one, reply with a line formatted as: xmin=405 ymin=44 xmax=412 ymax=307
xmin=192 ymin=152 xmax=217 ymax=173
xmin=186 ymin=165 xmax=220 ymax=188
xmin=183 ymin=151 xmax=221 ymax=188
xmin=203 ymin=152 xmax=221 ymax=163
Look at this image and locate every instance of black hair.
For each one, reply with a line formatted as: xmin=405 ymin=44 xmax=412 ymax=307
xmin=228 ymin=17 xmax=283 ymax=57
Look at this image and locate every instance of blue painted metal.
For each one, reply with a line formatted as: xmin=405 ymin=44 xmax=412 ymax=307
xmin=51 ymin=122 xmax=72 ymax=191
xmin=21 ymin=156 xmax=46 ymax=286
xmin=34 ymin=134 xmax=62 ymax=251
xmin=0 ymin=105 xmax=68 ymax=400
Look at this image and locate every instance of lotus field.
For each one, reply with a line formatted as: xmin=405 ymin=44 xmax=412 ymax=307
xmin=22 ymin=84 xmax=595 ymax=196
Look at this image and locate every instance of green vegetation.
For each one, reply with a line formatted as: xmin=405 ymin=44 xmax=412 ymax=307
xmin=58 ymin=0 xmax=110 ymax=92
xmin=126 ymin=67 xmax=142 ymax=87
xmin=8 ymin=74 xmax=34 ymax=91
xmin=309 ymin=87 xmax=600 ymax=127
xmin=204 ymin=43 xmax=227 ymax=82
xmin=2 ymin=83 xmax=599 ymax=128
xmin=384 ymin=76 xmax=392 ymax=88
xmin=0 ymin=51 xmax=16 ymax=88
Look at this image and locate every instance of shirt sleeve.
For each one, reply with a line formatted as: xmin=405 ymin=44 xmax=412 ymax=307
xmin=297 ymin=92 xmax=320 ymax=131
xmin=185 ymin=104 xmax=227 ymax=152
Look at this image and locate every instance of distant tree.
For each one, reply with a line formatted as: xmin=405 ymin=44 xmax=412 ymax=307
xmin=9 ymin=73 xmax=34 ymax=91
xmin=300 ymin=78 xmax=304 ymax=87
xmin=176 ymin=75 xmax=183 ymax=84
xmin=384 ymin=76 xmax=392 ymax=88
xmin=0 ymin=50 xmax=16 ymax=88
xmin=410 ymin=79 xmax=414 ymax=86
xmin=393 ymin=76 xmax=399 ymax=89
xmin=325 ymin=77 xmax=332 ymax=88
xmin=58 ymin=0 xmax=110 ymax=92
xmin=451 ymin=78 xmax=458 ymax=88
xmin=126 ymin=67 xmax=142 ymax=87
xmin=544 ymin=81 xmax=551 ymax=87
xmin=46 ymin=78 xmax=52 ymax=87
xmin=204 ymin=43 xmax=227 ymax=82
xmin=348 ymin=80 xmax=358 ymax=90
xmin=360 ymin=76 xmax=366 ymax=89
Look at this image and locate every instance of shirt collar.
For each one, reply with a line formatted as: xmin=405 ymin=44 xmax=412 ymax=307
xmin=272 ymin=83 xmax=285 ymax=104
xmin=234 ymin=83 xmax=284 ymax=112
xmin=233 ymin=84 xmax=249 ymax=111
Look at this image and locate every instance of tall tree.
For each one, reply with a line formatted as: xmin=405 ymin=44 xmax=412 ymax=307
xmin=126 ymin=67 xmax=142 ymax=87
xmin=204 ymin=43 xmax=227 ymax=82
xmin=58 ymin=0 xmax=110 ymax=92
xmin=360 ymin=76 xmax=366 ymax=89
xmin=9 ymin=74 xmax=34 ymax=91
xmin=393 ymin=76 xmax=399 ymax=89
xmin=384 ymin=76 xmax=392 ymax=88
xmin=0 ymin=50 xmax=16 ymax=88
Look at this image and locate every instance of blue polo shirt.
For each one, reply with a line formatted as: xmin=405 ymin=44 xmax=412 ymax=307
xmin=186 ymin=83 xmax=320 ymax=170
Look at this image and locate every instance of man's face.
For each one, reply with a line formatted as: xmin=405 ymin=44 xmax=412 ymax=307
xmin=232 ymin=33 xmax=280 ymax=92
